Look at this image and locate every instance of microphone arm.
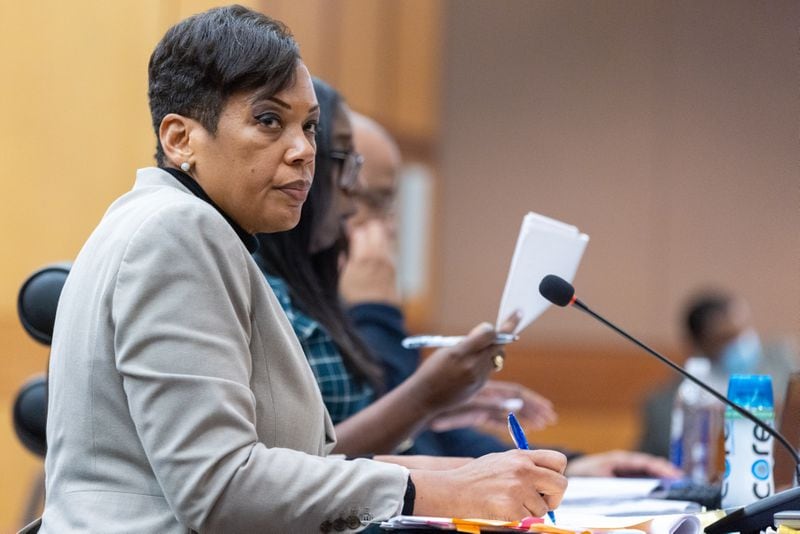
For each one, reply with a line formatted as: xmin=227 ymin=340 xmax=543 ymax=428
xmin=570 ymin=297 xmax=800 ymax=486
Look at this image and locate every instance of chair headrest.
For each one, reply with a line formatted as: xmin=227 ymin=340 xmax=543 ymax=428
xmin=17 ymin=263 xmax=71 ymax=345
xmin=13 ymin=375 xmax=47 ymax=457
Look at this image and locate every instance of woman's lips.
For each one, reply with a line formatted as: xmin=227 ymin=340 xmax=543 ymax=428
xmin=277 ymin=180 xmax=310 ymax=203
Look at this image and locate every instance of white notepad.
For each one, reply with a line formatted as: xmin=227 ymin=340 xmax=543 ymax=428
xmin=496 ymin=212 xmax=590 ymax=334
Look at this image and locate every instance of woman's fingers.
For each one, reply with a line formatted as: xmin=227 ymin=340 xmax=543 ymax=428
xmin=497 ymin=310 xmax=522 ymax=334
xmin=419 ymin=449 xmax=567 ymax=521
xmin=454 ymin=322 xmax=498 ymax=353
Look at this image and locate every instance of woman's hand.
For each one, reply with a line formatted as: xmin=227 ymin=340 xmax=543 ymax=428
xmin=411 ymin=449 xmax=567 ymax=520
xmin=331 ymin=316 xmax=519 ymax=455
xmin=429 ymin=380 xmax=558 ymax=433
xmin=410 ymin=321 xmax=516 ymax=414
xmin=564 ymin=450 xmax=682 ymax=478
xmin=339 ymin=219 xmax=399 ymax=306
xmin=409 ymin=310 xmax=522 ymax=414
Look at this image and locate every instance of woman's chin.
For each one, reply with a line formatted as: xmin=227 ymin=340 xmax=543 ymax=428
xmin=257 ymin=210 xmax=303 ymax=234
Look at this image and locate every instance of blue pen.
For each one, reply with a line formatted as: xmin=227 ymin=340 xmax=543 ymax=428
xmin=507 ymin=412 xmax=557 ymax=524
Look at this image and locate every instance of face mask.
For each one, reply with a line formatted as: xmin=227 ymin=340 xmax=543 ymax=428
xmin=719 ymin=328 xmax=763 ymax=375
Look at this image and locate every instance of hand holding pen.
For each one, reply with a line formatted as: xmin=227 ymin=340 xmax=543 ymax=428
xmin=409 ymin=442 xmax=567 ymax=521
xmin=402 ymin=310 xmax=523 ymax=350
xmin=508 ymin=412 xmax=557 ymax=524
xmin=409 ymin=322 xmax=514 ymax=411
xmin=403 ymin=313 xmax=523 ymax=413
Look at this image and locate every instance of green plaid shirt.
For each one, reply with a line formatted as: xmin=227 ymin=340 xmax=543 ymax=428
xmin=266 ymin=275 xmax=375 ymax=424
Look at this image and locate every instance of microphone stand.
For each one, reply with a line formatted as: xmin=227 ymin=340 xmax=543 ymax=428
xmin=571 ymin=297 xmax=800 ymax=486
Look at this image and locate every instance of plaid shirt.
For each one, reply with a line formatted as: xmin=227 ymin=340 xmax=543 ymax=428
xmin=266 ymin=275 xmax=375 ymax=424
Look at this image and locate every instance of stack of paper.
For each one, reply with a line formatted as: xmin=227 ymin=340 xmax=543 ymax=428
xmin=553 ymin=512 xmax=701 ymax=534
xmin=560 ymin=477 xmax=663 ymax=503
xmin=379 ymin=513 xmax=701 ymax=533
xmin=380 ymin=478 xmax=704 ymax=533
xmin=379 ymin=515 xmax=578 ymax=533
xmin=559 ymin=477 xmax=700 ymax=516
xmin=496 ymin=212 xmax=589 ymax=334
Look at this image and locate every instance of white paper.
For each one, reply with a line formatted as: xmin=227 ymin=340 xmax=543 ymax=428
xmin=561 ymin=477 xmax=699 ymax=518
xmin=496 ymin=212 xmax=589 ymax=333
xmin=380 ymin=512 xmax=702 ymax=534
xmin=562 ymin=477 xmax=663 ymax=503
xmin=555 ymin=512 xmax=701 ymax=534
xmin=559 ymin=498 xmax=700 ymax=517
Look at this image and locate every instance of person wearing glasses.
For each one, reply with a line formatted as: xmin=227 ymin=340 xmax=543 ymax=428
xmin=341 ymin=111 xmax=685 ymax=479
xmin=32 ymin=9 xmax=567 ymax=533
xmin=254 ymin=78 xmax=527 ymax=456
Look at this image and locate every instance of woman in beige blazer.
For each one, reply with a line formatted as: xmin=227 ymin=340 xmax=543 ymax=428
xmin=34 ymin=6 xmax=566 ymax=533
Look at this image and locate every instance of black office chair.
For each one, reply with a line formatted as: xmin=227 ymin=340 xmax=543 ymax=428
xmin=13 ymin=264 xmax=70 ymax=530
xmin=17 ymin=263 xmax=70 ymax=346
xmin=13 ymin=263 xmax=70 ymax=457
xmin=13 ymin=376 xmax=48 ymax=457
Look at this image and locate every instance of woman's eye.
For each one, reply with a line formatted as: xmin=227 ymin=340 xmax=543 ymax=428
xmin=256 ymin=113 xmax=282 ymax=129
xmin=304 ymin=120 xmax=319 ymax=136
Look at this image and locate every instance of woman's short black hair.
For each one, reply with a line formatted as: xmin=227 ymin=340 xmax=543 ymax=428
xmin=148 ymin=4 xmax=300 ymax=165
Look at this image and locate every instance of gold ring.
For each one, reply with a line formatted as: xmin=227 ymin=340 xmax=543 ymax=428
xmin=492 ymin=353 xmax=505 ymax=372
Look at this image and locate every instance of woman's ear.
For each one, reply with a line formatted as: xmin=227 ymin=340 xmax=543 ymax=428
xmin=159 ymin=113 xmax=196 ymax=168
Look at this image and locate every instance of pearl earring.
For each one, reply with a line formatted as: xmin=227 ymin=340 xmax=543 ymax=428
xmin=180 ymin=162 xmax=191 ymax=172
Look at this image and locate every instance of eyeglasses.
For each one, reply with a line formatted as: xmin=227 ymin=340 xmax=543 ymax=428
xmin=329 ymin=150 xmax=364 ymax=193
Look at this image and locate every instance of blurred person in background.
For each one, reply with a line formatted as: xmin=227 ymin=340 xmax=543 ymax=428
xmin=639 ymin=290 xmax=798 ymax=459
xmin=338 ymin=109 xmax=680 ymax=478
xmin=342 ymin=112 xmax=556 ymax=455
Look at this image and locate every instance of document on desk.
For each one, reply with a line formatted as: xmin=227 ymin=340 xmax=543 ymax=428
xmin=380 ymin=513 xmax=701 ymax=533
xmin=561 ymin=477 xmax=700 ymax=516
xmin=496 ymin=212 xmax=589 ymax=334
xmin=562 ymin=477 xmax=662 ymax=503
xmin=379 ymin=515 xmax=583 ymax=533
xmin=379 ymin=478 xmax=703 ymax=533
xmin=555 ymin=512 xmax=701 ymax=534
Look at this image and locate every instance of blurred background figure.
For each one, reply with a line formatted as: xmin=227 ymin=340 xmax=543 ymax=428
xmin=342 ymin=111 xmax=558 ymax=455
xmin=638 ymin=290 xmax=799 ymax=459
xmin=343 ymin=110 xmax=680 ymax=478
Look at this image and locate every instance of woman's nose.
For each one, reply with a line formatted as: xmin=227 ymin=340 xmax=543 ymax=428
xmin=286 ymin=130 xmax=315 ymax=165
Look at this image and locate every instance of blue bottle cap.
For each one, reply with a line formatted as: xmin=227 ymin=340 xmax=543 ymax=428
xmin=727 ymin=374 xmax=774 ymax=409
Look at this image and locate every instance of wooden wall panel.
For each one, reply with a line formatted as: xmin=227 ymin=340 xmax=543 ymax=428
xmin=0 ymin=1 xmax=255 ymax=529
xmin=0 ymin=1 xmax=438 ymax=528
xmin=388 ymin=0 xmax=443 ymax=140
xmin=336 ymin=0 xmax=385 ymax=118
xmin=261 ymin=0 xmax=335 ymax=82
xmin=259 ymin=0 xmax=443 ymax=149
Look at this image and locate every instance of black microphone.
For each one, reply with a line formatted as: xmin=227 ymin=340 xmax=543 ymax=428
xmin=539 ymin=274 xmax=800 ymax=534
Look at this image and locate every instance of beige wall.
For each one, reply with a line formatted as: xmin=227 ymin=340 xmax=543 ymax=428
xmin=436 ymin=0 xmax=799 ymax=348
xmin=433 ymin=0 xmax=800 ymax=458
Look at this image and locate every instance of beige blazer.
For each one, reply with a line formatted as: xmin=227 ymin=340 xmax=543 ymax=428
xmin=38 ymin=168 xmax=407 ymax=533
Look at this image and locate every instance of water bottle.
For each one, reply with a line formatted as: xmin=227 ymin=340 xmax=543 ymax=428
xmin=669 ymin=357 xmax=723 ymax=483
xmin=722 ymin=374 xmax=775 ymax=507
